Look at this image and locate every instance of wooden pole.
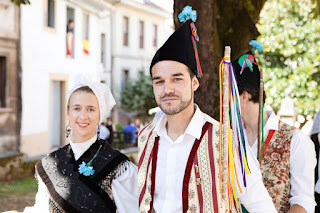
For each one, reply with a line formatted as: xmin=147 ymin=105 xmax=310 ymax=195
xmin=257 ymin=69 xmax=264 ymax=161
xmin=222 ymin=46 xmax=231 ymax=210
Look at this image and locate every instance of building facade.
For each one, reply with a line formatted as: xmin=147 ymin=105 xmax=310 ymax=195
xmin=20 ymin=0 xmax=114 ymax=157
xmin=19 ymin=0 xmax=170 ymax=157
xmin=103 ymin=0 xmax=170 ymax=123
xmin=0 ymin=0 xmax=21 ymax=154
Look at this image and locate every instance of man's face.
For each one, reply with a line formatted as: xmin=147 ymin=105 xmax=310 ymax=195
xmin=151 ymin=61 xmax=199 ymax=115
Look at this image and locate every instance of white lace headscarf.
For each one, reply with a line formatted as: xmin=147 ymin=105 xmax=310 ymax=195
xmin=67 ymin=74 xmax=116 ymax=124
xmin=311 ymin=111 xmax=320 ymax=135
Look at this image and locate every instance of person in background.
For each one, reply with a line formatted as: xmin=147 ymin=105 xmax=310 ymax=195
xmin=106 ymin=117 xmax=115 ymax=144
xmin=99 ymin=122 xmax=110 ymax=142
xmin=66 ymin=20 xmax=74 ymax=57
xmin=135 ymin=119 xmax=142 ymax=145
xmin=232 ymin=41 xmax=316 ymax=213
xmin=123 ymin=119 xmax=137 ymax=145
xmin=311 ymin=111 xmax=320 ymax=212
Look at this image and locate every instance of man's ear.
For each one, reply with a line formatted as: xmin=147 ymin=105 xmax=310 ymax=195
xmin=242 ymin=91 xmax=252 ymax=103
xmin=192 ymin=76 xmax=199 ymax=92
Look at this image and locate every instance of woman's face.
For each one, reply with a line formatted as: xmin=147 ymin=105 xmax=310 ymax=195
xmin=67 ymin=91 xmax=100 ymax=143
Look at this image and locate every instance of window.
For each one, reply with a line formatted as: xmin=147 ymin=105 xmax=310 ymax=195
xmin=0 ymin=57 xmax=6 ymax=108
xmin=44 ymin=0 xmax=55 ymax=28
xmin=66 ymin=7 xmax=75 ymax=58
xmin=123 ymin=17 xmax=129 ymax=46
xmin=101 ymin=33 xmax=106 ymax=68
xmin=139 ymin=21 xmax=144 ymax=49
xmin=82 ymin=12 xmax=89 ymax=55
xmin=121 ymin=69 xmax=129 ymax=90
xmin=153 ymin=24 xmax=158 ymax=47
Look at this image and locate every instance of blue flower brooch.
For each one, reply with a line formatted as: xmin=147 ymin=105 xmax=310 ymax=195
xmin=78 ymin=144 xmax=102 ymax=176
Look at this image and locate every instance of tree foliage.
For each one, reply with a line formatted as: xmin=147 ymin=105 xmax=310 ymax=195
xmin=256 ymin=0 xmax=320 ymax=117
xmin=11 ymin=0 xmax=30 ymax=6
xmin=121 ymin=74 xmax=157 ymax=118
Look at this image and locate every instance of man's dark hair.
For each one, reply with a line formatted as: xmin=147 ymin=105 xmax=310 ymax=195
xmin=187 ymin=67 xmax=196 ymax=79
xmin=127 ymin=119 xmax=132 ymax=125
xmin=239 ymin=87 xmax=266 ymax=104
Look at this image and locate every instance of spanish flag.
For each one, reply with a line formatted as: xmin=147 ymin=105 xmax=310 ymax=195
xmin=83 ymin=39 xmax=89 ymax=55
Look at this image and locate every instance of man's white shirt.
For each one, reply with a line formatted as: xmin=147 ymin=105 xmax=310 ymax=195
xmin=248 ymin=110 xmax=316 ymax=213
xmin=153 ymin=105 xmax=276 ymax=213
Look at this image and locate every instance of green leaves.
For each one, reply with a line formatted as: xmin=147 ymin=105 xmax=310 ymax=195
xmin=257 ymin=0 xmax=320 ymax=117
xmin=11 ymin=0 xmax=30 ymax=6
xmin=121 ymin=74 xmax=157 ymax=118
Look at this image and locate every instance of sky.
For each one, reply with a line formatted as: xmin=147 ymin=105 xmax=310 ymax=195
xmin=151 ymin=0 xmax=174 ymax=12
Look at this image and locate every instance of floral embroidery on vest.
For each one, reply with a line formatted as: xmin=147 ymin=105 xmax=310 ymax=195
xmin=260 ymin=122 xmax=296 ymax=213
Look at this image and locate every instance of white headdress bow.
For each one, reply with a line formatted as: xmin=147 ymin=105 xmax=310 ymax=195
xmin=67 ymin=73 xmax=116 ymax=124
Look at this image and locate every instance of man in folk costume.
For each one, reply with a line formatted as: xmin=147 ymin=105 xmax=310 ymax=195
xmin=232 ymin=41 xmax=316 ymax=213
xmin=138 ymin=6 xmax=276 ymax=213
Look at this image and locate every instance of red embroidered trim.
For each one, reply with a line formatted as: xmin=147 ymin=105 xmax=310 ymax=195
xmin=182 ymin=122 xmax=211 ymax=212
xmin=139 ymin=146 xmax=154 ymax=206
xmin=207 ymin=124 xmax=219 ymax=212
xmin=139 ymin=134 xmax=157 ymax=206
xmin=263 ymin=130 xmax=276 ymax=154
xmin=138 ymin=126 xmax=156 ymax=170
xmin=148 ymin=137 xmax=159 ymax=213
xmin=139 ymin=123 xmax=151 ymax=137
xmin=193 ymin=154 xmax=203 ymax=213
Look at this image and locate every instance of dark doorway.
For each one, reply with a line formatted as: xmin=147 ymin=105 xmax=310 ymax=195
xmin=0 ymin=57 xmax=6 ymax=108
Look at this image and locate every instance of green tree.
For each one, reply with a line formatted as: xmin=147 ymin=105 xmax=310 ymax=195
xmin=256 ymin=0 xmax=320 ymax=121
xmin=121 ymin=74 xmax=157 ymax=119
xmin=174 ymin=0 xmax=320 ymax=120
xmin=11 ymin=0 xmax=30 ymax=6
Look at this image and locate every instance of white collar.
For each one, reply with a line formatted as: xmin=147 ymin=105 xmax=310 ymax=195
xmin=264 ymin=109 xmax=279 ymax=131
xmin=69 ymin=134 xmax=97 ymax=160
xmin=153 ymin=104 xmax=205 ymax=140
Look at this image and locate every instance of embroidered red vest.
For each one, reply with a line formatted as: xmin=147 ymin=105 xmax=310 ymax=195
xmin=138 ymin=114 xmax=240 ymax=213
xmin=260 ymin=121 xmax=296 ymax=213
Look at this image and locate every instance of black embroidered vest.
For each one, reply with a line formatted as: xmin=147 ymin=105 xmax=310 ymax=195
xmin=36 ymin=139 xmax=128 ymax=213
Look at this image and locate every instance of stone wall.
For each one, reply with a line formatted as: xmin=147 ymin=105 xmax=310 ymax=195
xmin=0 ymin=0 xmax=21 ymax=153
xmin=0 ymin=152 xmax=37 ymax=182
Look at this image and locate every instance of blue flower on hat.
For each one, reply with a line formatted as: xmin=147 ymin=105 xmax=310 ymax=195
xmin=178 ymin=5 xmax=197 ymax=23
xmin=78 ymin=161 xmax=95 ymax=176
xmin=249 ymin=40 xmax=263 ymax=53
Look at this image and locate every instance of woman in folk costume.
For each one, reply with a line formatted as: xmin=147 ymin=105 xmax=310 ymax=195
xmin=232 ymin=42 xmax=316 ymax=212
xmin=138 ymin=6 xmax=276 ymax=213
xmin=25 ymin=75 xmax=138 ymax=213
xmin=312 ymin=111 xmax=320 ymax=212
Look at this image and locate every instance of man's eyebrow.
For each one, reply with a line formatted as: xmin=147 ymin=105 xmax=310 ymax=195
xmin=172 ymin=73 xmax=184 ymax=77
xmin=152 ymin=76 xmax=161 ymax=81
xmin=152 ymin=72 xmax=184 ymax=81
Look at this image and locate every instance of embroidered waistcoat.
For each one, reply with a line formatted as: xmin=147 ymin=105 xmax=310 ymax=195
xmin=260 ymin=121 xmax=296 ymax=212
xmin=36 ymin=139 xmax=128 ymax=213
xmin=138 ymin=114 xmax=240 ymax=213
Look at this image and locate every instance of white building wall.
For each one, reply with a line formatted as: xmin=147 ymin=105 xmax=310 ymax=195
xmin=20 ymin=0 xmax=112 ymax=156
xmin=19 ymin=0 xmax=171 ymax=156
xmin=111 ymin=3 xmax=168 ymax=104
